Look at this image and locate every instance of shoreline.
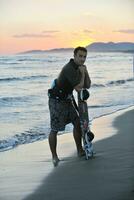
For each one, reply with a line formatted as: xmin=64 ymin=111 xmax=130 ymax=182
xmin=0 ymin=105 xmax=134 ymax=153
xmin=0 ymin=107 xmax=134 ymax=200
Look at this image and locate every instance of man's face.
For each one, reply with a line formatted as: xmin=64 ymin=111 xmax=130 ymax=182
xmin=74 ymin=50 xmax=87 ymax=66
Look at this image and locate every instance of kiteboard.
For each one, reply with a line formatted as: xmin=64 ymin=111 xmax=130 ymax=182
xmin=77 ymin=89 xmax=94 ymax=159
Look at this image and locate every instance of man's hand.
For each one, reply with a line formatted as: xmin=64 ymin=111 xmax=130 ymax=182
xmin=79 ymin=65 xmax=86 ymax=74
xmin=79 ymin=65 xmax=91 ymax=89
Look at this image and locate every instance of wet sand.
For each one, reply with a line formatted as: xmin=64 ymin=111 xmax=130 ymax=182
xmin=0 ymin=107 xmax=134 ymax=200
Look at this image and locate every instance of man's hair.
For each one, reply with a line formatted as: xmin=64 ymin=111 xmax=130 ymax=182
xmin=74 ymin=46 xmax=87 ymax=55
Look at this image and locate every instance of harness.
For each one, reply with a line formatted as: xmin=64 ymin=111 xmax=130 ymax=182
xmin=48 ymin=79 xmax=73 ymax=101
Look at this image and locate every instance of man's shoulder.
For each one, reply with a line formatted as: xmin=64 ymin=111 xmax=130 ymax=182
xmin=63 ymin=59 xmax=75 ymax=71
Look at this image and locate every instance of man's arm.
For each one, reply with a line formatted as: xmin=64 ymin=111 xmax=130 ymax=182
xmin=84 ymin=67 xmax=91 ymax=89
xmin=74 ymin=65 xmax=91 ymax=91
xmin=74 ymin=66 xmax=85 ymax=92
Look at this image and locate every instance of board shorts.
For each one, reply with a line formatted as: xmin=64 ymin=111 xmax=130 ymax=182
xmin=48 ymin=98 xmax=79 ymax=132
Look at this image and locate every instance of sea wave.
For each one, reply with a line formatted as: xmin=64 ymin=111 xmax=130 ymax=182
xmin=107 ymin=78 xmax=134 ymax=86
xmin=0 ymin=75 xmax=48 ymax=82
xmin=91 ymin=83 xmax=105 ymax=88
xmin=0 ymin=62 xmax=20 ymax=65
xmin=0 ymin=96 xmax=32 ymax=104
xmin=88 ymin=102 xmax=133 ymax=109
xmin=92 ymin=78 xmax=134 ymax=88
xmin=0 ymin=131 xmax=47 ymax=152
xmin=0 ymin=57 xmax=62 ymax=65
xmin=17 ymin=58 xmax=41 ymax=62
xmin=17 ymin=58 xmax=58 ymax=62
xmin=89 ymin=104 xmax=113 ymax=108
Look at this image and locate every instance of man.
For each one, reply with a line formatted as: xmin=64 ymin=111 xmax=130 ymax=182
xmin=48 ymin=46 xmax=91 ymax=166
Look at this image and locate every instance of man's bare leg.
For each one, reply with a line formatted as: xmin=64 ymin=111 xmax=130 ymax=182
xmin=73 ymin=119 xmax=85 ymax=157
xmin=48 ymin=130 xmax=60 ymax=166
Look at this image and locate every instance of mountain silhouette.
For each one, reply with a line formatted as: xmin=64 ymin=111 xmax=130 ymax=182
xmin=18 ymin=42 xmax=134 ymax=54
xmin=86 ymin=42 xmax=134 ymax=52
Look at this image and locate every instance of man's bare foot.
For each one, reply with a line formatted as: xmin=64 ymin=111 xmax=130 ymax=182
xmin=52 ymin=157 xmax=60 ymax=167
xmin=78 ymin=149 xmax=85 ymax=157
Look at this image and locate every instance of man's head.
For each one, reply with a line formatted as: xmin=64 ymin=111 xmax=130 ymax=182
xmin=74 ymin=46 xmax=87 ymax=66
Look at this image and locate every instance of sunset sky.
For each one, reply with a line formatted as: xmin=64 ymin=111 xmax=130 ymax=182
xmin=0 ymin=0 xmax=134 ymax=54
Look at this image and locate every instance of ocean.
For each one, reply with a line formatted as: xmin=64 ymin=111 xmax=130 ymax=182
xmin=0 ymin=51 xmax=134 ymax=152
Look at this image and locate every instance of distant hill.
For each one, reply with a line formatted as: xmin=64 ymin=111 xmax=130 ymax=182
xmin=18 ymin=50 xmax=44 ymax=54
xmin=18 ymin=48 xmax=73 ymax=54
xmin=18 ymin=42 xmax=134 ymax=54
xmin=86 ymin=42 xmax=134 ymax=52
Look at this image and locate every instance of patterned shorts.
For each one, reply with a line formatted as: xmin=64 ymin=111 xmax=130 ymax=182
xmin=48 ymin=98 xmax=79 ymax=132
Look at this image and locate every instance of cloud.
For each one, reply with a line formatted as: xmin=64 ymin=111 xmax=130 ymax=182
xmin=83 ymin=29 xmax=93 ymax=33
xmin=13 ymin=30 xmax=60 ymax=38
xmin=13 ymin=33 xmax=54 ymax=38
xmin=42 ymin=30 xmax=60 ymax=33
xmin=114 ymin=29 xmax=134 ymax=34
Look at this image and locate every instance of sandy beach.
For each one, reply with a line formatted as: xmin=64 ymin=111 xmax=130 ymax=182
xmin=0 ymin=107 xmax=134 ymax=200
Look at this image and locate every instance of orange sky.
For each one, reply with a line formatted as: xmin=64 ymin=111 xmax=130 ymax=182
xmin=0 ymin=0 xmax=134 ymax=55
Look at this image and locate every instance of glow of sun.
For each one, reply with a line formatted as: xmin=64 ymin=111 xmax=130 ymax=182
xmin=72 ymin=38 xmax=94 ymax=48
